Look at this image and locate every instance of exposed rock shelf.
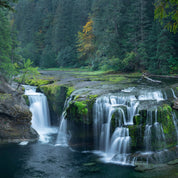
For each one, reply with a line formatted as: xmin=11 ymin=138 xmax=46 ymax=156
xmin=17 ymin=70 xmax=178 ymax=166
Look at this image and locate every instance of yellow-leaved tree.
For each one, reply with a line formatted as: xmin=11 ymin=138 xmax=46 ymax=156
xmin=77 ymin=18 xmax=95 ymax=67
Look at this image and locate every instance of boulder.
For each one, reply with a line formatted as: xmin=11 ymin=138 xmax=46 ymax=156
xmin=173 ymin=99 xmax=178 ymax=110
xmin=0 ymin=76 xmax=38 ymax=143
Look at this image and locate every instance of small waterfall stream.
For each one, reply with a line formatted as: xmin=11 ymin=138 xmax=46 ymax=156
xmin=55 ymin=96 xmax=72 ymax=146
xmin=24 ymin=85 xmax=57 ymax=143
xmin=171 ymin=88 xmax=177 ymax=99
xmin=172 ymin=112 xmax=178 ymax=143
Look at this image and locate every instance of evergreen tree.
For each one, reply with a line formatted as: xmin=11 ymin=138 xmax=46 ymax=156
xmin=0 ymin=9 xmax=18 ymax=79
xmin=155 ymin=29 xmax=175 ymax=74
xmin=12 ymin=0 xmax=178 ymax=74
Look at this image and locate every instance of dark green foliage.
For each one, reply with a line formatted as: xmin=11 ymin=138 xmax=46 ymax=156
xmin=154 ymin=0 xmax=178 ymax=33
xmin=14 ymin=0 xmax=93 ymax=68
xmin=2 ymin=0 xmax=176 ymax=74
xmin=0 ymin=8 xmax=20 ymax=79
xmin=56 ymin=46 xmax=77 ymax=67
xmin=91 ymin=0 xmax=177 ymax=73
xmin=0 ymin=0 xmax=17 ymax=11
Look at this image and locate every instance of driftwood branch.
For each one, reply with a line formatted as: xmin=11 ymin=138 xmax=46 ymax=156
xmin=142 ymin=73 xmax=162 ymax=83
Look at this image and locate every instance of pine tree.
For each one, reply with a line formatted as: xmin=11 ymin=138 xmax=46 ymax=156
xmin=156 ymin=29 xmax=175 ymax=74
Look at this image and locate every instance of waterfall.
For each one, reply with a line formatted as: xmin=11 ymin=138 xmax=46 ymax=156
xmin=171 ymin=88 xmax=177 ymax=99
xmin=24 ymin=85 xmax=56 ymax=143
xmin=172 ymin=112 xmax=178 ymax=143
xmin=144 ymin=124 xmax=152 ymax=151
xmin=55 ymin=96 xmax=72 ymax=146
xmin=138 ymin=91 xmax=164 ymax=102
xmin=143 ymin=109 xmax=166 ymax=153
xmin=93 ymin=94 xmax=138 ymax=165
xmin=93 ymin=89 xmax=166 ymax=165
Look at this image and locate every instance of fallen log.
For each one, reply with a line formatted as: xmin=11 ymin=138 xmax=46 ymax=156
xmin=142 ymin=74 xmax=162 ymax=83
xmin=149 ymin=74 xmax=178 ymax=79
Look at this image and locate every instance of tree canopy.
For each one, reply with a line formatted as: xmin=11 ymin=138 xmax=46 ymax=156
xmin=0 ymin=0 xmax=177 ymax=76
xmin=0 ymin=0 xmax=17 ymax=10
xmin=154 ymin=0 xmax=178 ymax=33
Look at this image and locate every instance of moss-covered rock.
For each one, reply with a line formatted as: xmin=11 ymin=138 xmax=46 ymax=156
xmin=133 ymin=114 xmax=142 ymax=125
xmin=15 ymin=77 xmax=54 ymax=87
xmin=67 ymin=87 xmax=75 ymax=97
xmin=128 ymin=125 xmax=145 ymax=151
xmin=66 ymin=95 xmax=98 ymax=125
xmin=127 ymin=104 xmax=177 ymax=151
xmin=157 ymin=104 xmax=177 ymax=147
xmin=23 ymin=95 xmax=30 ymax=106
xmin=40 ymin=84 xmax=68 ymax=121
xmin=25 ymin=78 xmax=53 ymax=86
xmin=65 ymin=94 xmax=98 ymax=147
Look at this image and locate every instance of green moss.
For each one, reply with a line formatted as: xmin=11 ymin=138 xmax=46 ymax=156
xmin=157 ymin=104 xmax=176 ymax=146
xmin=86 ymin=95 xmax=98 ymax=106
xmin=89 ymin=75 xmax=127 ymax=83
xmin=128 ymin=125 xmax=144 ymax=149
xmin=21 ymin=86 xmax=25 ymax=92
xmin=40 ymin=84 xmax=67 ymax=116
xmin=74 ymin=101 xmax=88 ymax=115
xmin=108 ymin=76 xmax=127 ymax=82
xmin=14 ymin=76 xmax=54 ymax=87
xmin=23 ymin=95 xmax=30 ymax=106
xmin=67 ymin=87 xmax=75 ymax=97
xmin=133 ymin=114 xmax=142 ymax=125
xmin=66 ymin=94 xmax=98 ymax=125
xmin=0 ymin=93 xmax=12 ymax=101
xmin=25 ymin=78 xmax=52 ymax=86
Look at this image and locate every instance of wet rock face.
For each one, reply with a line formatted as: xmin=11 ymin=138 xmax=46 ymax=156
xmin=0 ymin=77 xmax=38 ymax=143
xmin=173 ymin=99 xmax=178 ymax=110
xmin=40 ymin=85 xmax=68 ymax=125
xmin=128 ymin=104 xmax=177 ymax=152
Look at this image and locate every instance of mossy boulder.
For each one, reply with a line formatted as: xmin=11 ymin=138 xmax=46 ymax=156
xmin=157 ymin=104 xmax=177 ymax=147
xmin=23 ymin=95 xmax=30 ymax=106
xmin=65 ymin=94 xmax=98 ymax=148
xmin=25 ymin=78 xmax=53 ymax=86
xmin=128 ymin=104 xmax=177 ymax=151
xmin=66 ymin=101 xmax=88 ymax=124
xmin=14 ymin=77 xmax=54 ymax=87
xmin=40 ymin=84 xmax=69 ymax=125
xmin=66 ymin=95 xmax=98 ymax=125
xmin=128 ymin=125 xmax=145 ymax=151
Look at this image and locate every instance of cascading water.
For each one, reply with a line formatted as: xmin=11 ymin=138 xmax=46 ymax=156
xmin=144 ymin=110 xmax=166 ymax=152
xmin=55 ymin=96 xmax=72 ymax=146
xmin=93 ymin=93 xmax=139 ymax=165
xmin=93 ymin=88 xmax=167 ymax=165
xmin=24 ymin=85 xmax=57 ymax=143
xmin=171 ymin=88 xmax=177 ymax=99
xmin=172 ymin=112 xmax=178 ymax=143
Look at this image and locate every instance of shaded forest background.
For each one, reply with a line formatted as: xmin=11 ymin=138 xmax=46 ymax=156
xmin=0 ymin=0 xmax=178 ymax=78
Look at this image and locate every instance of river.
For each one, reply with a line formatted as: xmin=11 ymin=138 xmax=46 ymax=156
xmin=0 ymin=135 xmax=177 ymax=178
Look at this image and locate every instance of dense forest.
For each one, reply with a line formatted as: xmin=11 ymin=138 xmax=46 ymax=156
xmin=0 ymin=0 xmax=178 ymax=79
